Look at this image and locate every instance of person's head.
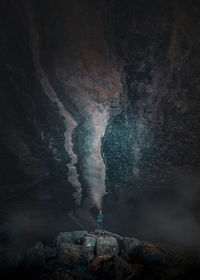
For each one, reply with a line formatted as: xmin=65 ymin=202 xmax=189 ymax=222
xmin=99 ymin=209 xmax=102 ymax=213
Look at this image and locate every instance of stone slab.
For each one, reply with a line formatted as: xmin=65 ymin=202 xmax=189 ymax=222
xmin=96 ymin=236 xmax=119 ymax=257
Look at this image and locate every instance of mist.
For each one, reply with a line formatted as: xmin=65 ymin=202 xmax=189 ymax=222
xmin=102 ymin=169 xmax=200 ymax=249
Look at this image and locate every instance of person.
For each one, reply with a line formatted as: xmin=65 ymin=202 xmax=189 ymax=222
xmin=97 ymin=209 xmax=103 ymax=231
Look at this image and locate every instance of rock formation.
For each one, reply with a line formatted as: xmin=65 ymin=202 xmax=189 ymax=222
xmin=2 ymin=231 xmax=200 ymax=280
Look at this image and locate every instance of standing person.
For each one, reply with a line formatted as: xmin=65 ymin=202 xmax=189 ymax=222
xmin=97 ymin=209 xmax=103 ymax=231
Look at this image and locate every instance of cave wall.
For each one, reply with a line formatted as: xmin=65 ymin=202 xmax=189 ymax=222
xmin=103 ymin=0 xmax=200 ymax=189
xmin=0 ymin=0 xmax=200 ymax=250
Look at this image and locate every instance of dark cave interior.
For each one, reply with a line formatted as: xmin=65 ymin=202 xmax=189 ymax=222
xmin=0 ymin=0 xmax=200 ymax=276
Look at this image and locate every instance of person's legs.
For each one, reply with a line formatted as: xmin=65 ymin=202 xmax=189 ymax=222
xmin=97 ymin=221 xmax=101 ymax=230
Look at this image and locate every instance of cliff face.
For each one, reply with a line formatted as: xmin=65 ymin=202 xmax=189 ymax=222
xmin=0 ymin=0 xmax=200 ymax=250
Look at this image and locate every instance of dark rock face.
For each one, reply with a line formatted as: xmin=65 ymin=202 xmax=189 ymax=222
xmin=122 ymin=237 xmax=141 ymax=257
xmin=58 ymin=243 xmax=86 ymax=264
xmin=96 ymin=235 xmax=119 ymax=257
xmin=0 ymin=0 xmax=200 ymax=258
xmin=83 ymin=235 xmax=96 ymax=260
xmin=55 ymin=231 xmax=88 ymax=248
xmin=2 ymin=231 xmax=200 ymax=280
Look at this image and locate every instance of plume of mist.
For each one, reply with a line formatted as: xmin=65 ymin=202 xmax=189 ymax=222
xmin=82 ymin=104 xmax=110 ymax=210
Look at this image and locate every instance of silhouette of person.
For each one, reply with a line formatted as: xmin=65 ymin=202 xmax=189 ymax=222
xmin=97 ymin=209 xmax=103 ymax=231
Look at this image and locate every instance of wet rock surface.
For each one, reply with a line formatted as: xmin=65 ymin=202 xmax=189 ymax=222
xmin=1 ymin=231 xmax=200 ymax=280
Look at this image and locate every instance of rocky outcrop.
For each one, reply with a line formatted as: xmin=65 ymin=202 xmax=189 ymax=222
xmin=2 ymin=231 xmax=200 ymax=280
xmin=55 ymin=231 xmax=88 ymax=248
xmin=96 ymin=235 xmax=119 ymax=257
xmin=58 ymin=243 xmax=86 ymax=265
xmin=83 ymin=235 xmax=96 ymax=260
xmin=122 ymin=237 xmax=141 ymax=259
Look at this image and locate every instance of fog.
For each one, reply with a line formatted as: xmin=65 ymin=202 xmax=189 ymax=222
xmin=1 ymin=169 xmax=200 ymax=268
xmin=103 ymin=169 xmax=200 ymax=249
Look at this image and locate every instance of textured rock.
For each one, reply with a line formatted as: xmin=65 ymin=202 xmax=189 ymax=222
xmin=123 ymin=237 xmax=140 ymax=254
xmin=96 ymin=236 xmax=119 ymax=257
xmin=83 ymin=235 xmax=97 ymax=260
xmin=55 ymin=231 xmax=88 ymax=248
xmin=58 ymin=243 xmax=86 ymax=264
xmin=100 ymin=230 xmax=124 ymax=241
xmin=2 ymin=231 xmax=200 ymax=280
xmin=90 ymin=255 xmax=113 ymax=272
xmin=140 ymin=241 xmax=165 ymax=264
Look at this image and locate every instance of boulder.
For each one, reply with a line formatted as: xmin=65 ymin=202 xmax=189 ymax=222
xmin=101 ymin=230 xmax=124 ymax=241
xmin=72 ymin=231 xmax=88 ymax=242
xmin=120 ymin=237 xmax=142 ymax=262
xmin=55 ymin=231 xmax=88 ymax=248
xmin=96 ymin=236 xmax=119 ymax=257
xmin=123 ymin=237 xmax=140 ymax=254
xmin=83 ymin=235 xmax=97 ymax=260
xmin=90 ymin=255 xmax=113 ymax=272
xmin=58 ymin=243 xmax=86 ymax=264
xmin=141 ymin=241 xmax=165 ymax=264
